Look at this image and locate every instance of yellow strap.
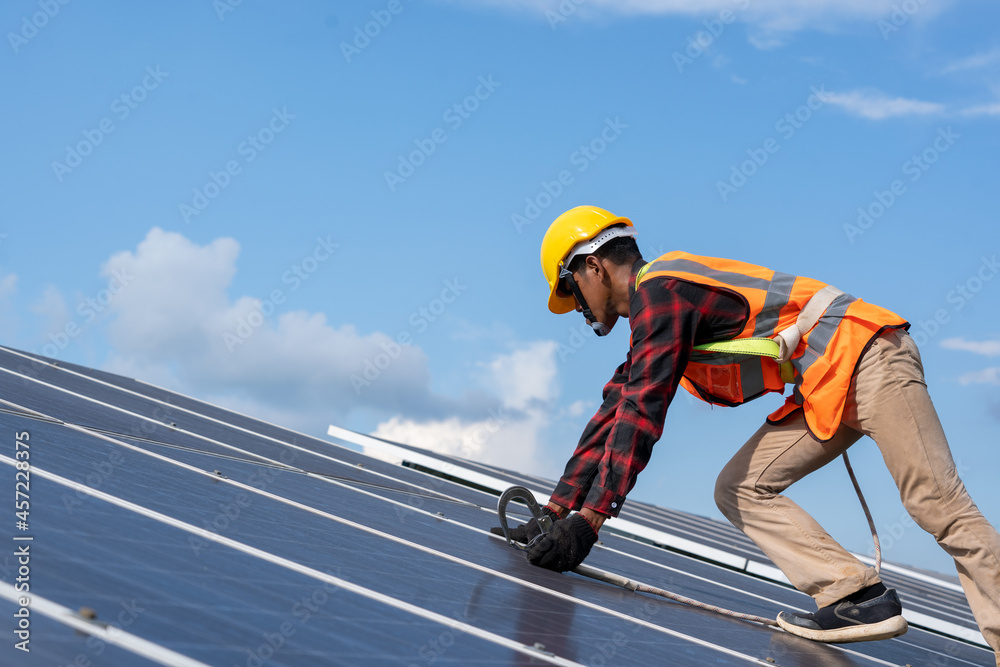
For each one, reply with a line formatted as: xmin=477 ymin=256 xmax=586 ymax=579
xmin=638 ymin=262 xmax=796 ymax=382
xmin=694 ymin=337 xmax=780 ymax=358
xmin=635 ymin=262 xmax=652 ymax=289
xmin=695 ymin=338 xmax=797 ymax=383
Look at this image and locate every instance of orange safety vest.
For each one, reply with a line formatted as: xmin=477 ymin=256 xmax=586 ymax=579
xmin=636 ymin=251 xmax=908 ymax=441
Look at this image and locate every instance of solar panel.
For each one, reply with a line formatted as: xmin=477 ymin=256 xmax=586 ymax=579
xmin=343 ymin=426 xmax=986 ymax=639
xmin=0 ymin=344 xmax=994 ymax=666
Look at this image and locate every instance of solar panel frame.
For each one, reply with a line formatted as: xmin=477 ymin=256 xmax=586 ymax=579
xmin=5 ymin=419 xmax=768 ymax=666
xmin=0 ymin=345 xmax=995 ymax=666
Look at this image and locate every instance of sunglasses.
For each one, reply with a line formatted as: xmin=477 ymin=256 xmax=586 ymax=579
xmin=557 ymin=268 xmax=578 ymax=300
xmin=556 ymin=276 xmax=574 ymax=299
xmin=558 ymin=267 xmax=609 ymax=337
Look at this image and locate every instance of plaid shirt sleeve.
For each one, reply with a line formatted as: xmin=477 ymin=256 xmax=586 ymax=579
xmin=549 ymin=269 xmax=746 ymax=517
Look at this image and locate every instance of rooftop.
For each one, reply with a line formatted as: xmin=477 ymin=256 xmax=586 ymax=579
xmin=0 ymin=344 xmax=993 ymax=666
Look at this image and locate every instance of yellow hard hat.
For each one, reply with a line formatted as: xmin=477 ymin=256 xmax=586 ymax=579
xmin=540 ymin=205 xmax=634 ymax=314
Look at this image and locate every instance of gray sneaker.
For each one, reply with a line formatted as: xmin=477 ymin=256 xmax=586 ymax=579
xmin=776 ymin=584 xmax=908 ymax=643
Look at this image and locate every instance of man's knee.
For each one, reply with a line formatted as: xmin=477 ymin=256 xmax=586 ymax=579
xmin=714 ymin=467 xmax=739 ymax=518
xmin=715 ymin=462 xmax=782 ymax=519
xmin=906 ymin=495 xmax=981 ymax=544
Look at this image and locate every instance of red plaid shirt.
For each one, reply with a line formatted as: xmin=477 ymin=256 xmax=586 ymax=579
xmin=549 ymin=259 xmax=749 ymax=517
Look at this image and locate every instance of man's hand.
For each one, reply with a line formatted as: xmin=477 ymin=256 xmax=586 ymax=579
xmin=490 ymin=506 xmax=561 ymax=544
xmin=525 ymin=513 xmax=598 ymax=572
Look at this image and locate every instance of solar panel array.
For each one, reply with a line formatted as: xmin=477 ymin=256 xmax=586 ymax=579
xmin=0 ymin=344 xmax=994 ymax=666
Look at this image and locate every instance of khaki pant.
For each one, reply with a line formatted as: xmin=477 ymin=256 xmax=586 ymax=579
xmin=715 ymin=328 xmax=1000 ymax=658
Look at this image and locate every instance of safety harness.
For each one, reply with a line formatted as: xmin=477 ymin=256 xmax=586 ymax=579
xmin=634 ymin=262 xmax=845 ymax=406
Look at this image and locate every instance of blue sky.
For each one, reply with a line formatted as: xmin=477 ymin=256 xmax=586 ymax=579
xmin=2 ymin=0 xmax=998 ymax=575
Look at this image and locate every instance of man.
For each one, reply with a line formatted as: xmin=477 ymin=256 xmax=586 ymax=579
xmin=509 ymin=205 xmax=1000 ymax=655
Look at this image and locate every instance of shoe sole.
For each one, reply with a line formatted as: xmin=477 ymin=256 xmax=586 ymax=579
xmin=776 ymin=614 xmax=908 ymax=644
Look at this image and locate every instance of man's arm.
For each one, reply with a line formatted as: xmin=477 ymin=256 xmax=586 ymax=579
xmin=547 ymin=356 xmax=631 ymax=517
xmin=527 ymin=279 xmax=745 ymax=572
xmin=527 ymin=289 xmax=697 ymax=572
xmin=550 ymin=283 xmax=703 ymax=521
xmin=580 ymin=285 xmax=701 ymax=519
xmin=526 ymin=283 xmax=730 ymax=572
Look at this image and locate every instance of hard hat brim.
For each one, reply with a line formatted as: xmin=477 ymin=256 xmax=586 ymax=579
xmin=547 ymin=290 xmax=577 ymax=315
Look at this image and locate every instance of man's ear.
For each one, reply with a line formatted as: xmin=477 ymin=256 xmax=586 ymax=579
xmin=584 ymin=254 xmax=605 ymax=280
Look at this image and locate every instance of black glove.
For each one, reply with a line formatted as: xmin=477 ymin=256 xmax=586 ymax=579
xmin=491 ymin=506 xmax=561 ymax=544
xmin=525 ymin=513 xmax=598 ymax=572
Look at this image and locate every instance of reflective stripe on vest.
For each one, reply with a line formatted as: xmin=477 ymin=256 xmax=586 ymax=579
xmin=638 ymin=253 xmax=858 ymax=393
xmin=635 ymin=251 xmax=908 ymax=439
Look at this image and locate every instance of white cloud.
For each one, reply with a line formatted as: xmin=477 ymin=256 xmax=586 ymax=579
xmin=101 ymin=228 xmax=238 ymax=359
xmin=939 ymin=49 xmax=1000 ymax=75
xmin=371 ymin=411 xmax=546 ymax=470
xmin=822 ymin=89 xmax=1000 ymax=121
xmin=29 ymin=285 xmax=70 ymax=340
xmin=941 ymin=337 xmax=1000 ymax=357
xmin=947 ymin=337 xmax=1000 ymax=385
xmin=483 ymin=340 xmax=559 ymax=410
xmin=97 ymin=227 xmax=493 ymax=433
xmin=0 ymin=273 xmax=17 ymax=339
xmin=0 ymin=273 xmax=16 ymax=301
xmin=371 ymin=403 xmax=548 ymax=474
xmin=824 ymin=90 xmax=946 ymax=120
xmin=746 ymin=32 xmax=786 ymax=50
xmin=962 ymin=103 xmax=1000 ymax=117
xmin=957 ymin=367 xmax=1000 ymax=386
xmin=446 ymin=0 xmax=948 ymax=34
xmin=370 ymin=341 xmax=565 ymax=474
xmin=711 ymin=54 xmax=731 ymax=69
